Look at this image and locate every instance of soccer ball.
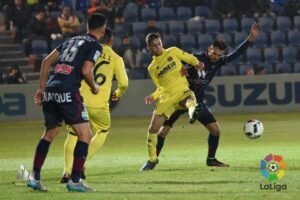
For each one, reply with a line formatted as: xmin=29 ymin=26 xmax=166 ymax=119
xmin=243 ymin=119 xmax=264 ymax=139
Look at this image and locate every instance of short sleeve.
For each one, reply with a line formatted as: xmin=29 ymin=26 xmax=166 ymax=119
xmin=85 ymin=42 xmax=102 ymax=64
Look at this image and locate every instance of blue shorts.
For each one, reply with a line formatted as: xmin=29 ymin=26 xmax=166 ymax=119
xmin=42 ymin=88 xmax=89 ymax=127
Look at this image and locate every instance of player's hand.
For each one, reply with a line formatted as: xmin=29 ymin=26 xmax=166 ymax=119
xmin=180 ymin=66 xmax=189 ymax=77
xmin=111 ymin=91 xmax=120 ymax=101
xmin=91 ymin=85 xmax=99 ymax=95
xmin=248 ymin=22 xmax=260 ymax=42
xmin=34 ymin=89 xmax=44 ymax=106
xmin=196 ymin=61 xmax=205 ymax=71
xmin=145 ymin=95 xmax=155 ymax=104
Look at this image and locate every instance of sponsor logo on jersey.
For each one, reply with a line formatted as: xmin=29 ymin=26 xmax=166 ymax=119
xmin=157 ymin=61 xmax=176 ymax=77
xmin=54 ymin=64 xmax=74 ymax=75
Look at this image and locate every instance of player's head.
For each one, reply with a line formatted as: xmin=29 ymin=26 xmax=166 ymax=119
xmin=87 ymin=13 xmax=106 ymax=40
xmin=100 ymin=28 xmax=114 ymax=46
xmin=146 ymin=32 xmax=163 ymax=56
xmin=208 ymin=39 xmax=227 ymax=63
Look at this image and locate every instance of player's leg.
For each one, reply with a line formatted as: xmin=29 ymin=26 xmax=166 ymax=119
xmin=62 ymin=91 xmax=96 ymax=192
xmin=140 ymin=113 xmax=166 ymax=171
xmin=156 ymin=110 xmax=185 ymax=157
xmin=197 ymin=104 xmax=229 ymax=167
xmin=27 ymin=126 xmax=60 ymax=192
xmin=61 ymin=127 xmax=77 ymax=183
xmin=62 ymin=107 xmax=109 ymax=182
xmin=69 ymin=122 xmax=93 ymax=183
xmin=156 ymin=125 xmax=171 ymax=156
xmin=205 ymin=122 xmax=229 ymax=167
xmin=66 ymin=122 xmax=96 ymax=192
xmin=178 ymin=93 xmax=199 ymax=124
xmin=87 ymin=107 xmax=110 ymax=160
xmin=27 ymin=100 xmax=62 ymax=192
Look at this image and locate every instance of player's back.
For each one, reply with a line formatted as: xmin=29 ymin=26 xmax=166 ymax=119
xmin=80 ymin=44 xmax=124 ymax=108
xmin=47 ymin=34 xmax=101 ymax=91
xmin=148 ymin=47 xmax=190 ymax=94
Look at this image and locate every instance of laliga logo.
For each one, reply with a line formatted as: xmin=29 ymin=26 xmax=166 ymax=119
xmin=260 ymin=153 xmax=287 ymax=191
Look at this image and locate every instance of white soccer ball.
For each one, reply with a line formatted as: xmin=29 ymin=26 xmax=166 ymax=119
xmin=244 ymin=119 xmax=264 ymax=139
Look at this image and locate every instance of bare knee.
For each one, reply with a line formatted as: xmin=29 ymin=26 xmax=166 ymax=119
xmin=207 ymin=123 xmax=221 ymax=136
xmin=148 ymin=124 xmax=159 ymax=133
xmin=71 ymin=123 xmax=93 ymax=143
xmin=43 ymin=126 xmax=60 ymax=142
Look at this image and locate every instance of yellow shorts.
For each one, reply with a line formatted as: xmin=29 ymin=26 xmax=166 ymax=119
xmin=88 ymin=107 xmax=111 ymax=133
xmin=154 ymin=88 xmax=195 ymax=119
xmin=68 ymin=106 xmax=110 ymax=134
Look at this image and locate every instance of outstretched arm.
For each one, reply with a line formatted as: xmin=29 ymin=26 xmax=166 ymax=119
xmin=225 ymin=22 xmax=260 ymax=64
xmin=247 ymin=22 xmax=260 ymax=42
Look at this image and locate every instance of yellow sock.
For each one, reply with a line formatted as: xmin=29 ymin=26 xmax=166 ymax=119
xmin=147 ymin=132 xmax=158 ymax=162
xmin=87 ymin=130 xmax=108 ymax=160
xmin=185 ymin=99 xmax=197 ymax=119
xmin=64 ymin=132 xmax=78 ymax=175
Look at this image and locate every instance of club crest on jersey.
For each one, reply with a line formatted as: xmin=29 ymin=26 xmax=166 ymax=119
xmin=54 ymin=64 xmax=74 ymax=75
xmin=167 ymin=56 xmax=173 ymax=62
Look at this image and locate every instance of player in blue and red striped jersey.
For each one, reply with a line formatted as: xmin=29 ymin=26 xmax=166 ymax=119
xmin=25 ymin=13 xmax=106 ymax=192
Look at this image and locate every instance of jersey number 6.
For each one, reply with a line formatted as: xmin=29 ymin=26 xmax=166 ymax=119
xmin=93 ymin=61 xmax=109 ymax=86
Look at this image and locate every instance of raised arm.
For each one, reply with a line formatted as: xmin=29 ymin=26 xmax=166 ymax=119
xmin=225 ymin=22 xmax=260 ymax=63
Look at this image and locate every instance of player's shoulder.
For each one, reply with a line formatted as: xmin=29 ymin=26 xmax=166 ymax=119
xmin=166 ymin=46 xmax=181 ymax=53
xmin=106 ymin=46 xmax=122 ymax=60
xmin=147 ymin=60 xmax=156 ymax=70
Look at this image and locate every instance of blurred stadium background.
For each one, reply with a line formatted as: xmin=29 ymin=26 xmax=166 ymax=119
xmin=1 ymin=0 xmax=300 ymax=82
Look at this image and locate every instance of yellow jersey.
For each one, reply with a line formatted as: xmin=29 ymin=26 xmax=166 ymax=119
xmin=80 ymin=44 xmax=128 ymax=108
xmin=148 ymin=47 xmax=199 ymax=99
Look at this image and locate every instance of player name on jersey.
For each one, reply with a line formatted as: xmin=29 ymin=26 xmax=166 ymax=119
xmin=43 ymin=92 xmax=72 ymax=103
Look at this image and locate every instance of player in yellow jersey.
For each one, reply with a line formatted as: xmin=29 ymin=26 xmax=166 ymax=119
xmin=61 ymin=28 xmax=128 ymax=182
xmin=140 ymin=32 xmax=204 ymax=171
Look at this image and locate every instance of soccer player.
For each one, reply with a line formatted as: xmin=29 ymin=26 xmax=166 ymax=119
xmin=140 ymin=33 xmax=204 ymax=171
xmin=154 ymin=22 xmax=260 ymax=169
xmin=25 ymin=13 xmax=106 ymax=192
xmin=61 ymin=28 xmax=129 ymax=182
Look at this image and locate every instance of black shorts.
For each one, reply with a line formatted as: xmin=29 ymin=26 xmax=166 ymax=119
xmin=164 ymin=101 xmax=216 ymax=127
xmin=42 ymin=88 xmax=89 ymax=128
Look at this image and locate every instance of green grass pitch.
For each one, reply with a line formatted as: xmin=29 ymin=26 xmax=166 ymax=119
xmin=0 ymin=112 xmax=299 ymax=200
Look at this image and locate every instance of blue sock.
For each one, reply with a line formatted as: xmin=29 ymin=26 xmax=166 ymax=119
xmin=71 ymin=141 xmax=88 ymax=183
xmin=156 ymin=135 xmax=165 ymax=157
xmin=208 ymin=133 xmax=219 ymax=159
xmin=33 ymin=139 xmax=50 ymax=180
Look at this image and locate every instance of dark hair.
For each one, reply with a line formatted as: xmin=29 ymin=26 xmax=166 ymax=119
xmin=9 ymin=65 xmax=20 ymax=73
xmin=88 ymin=13 xmax=106 ymax=30
xmin=100 ymin=28 xmax=113 ymax=44
xmin=212 ymin=39 xmax=227 ymax=51
xmin=36 ymin=5 xmax=46 ymax=14
xmin=146 ymin=32 xmax=161 ymax=46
